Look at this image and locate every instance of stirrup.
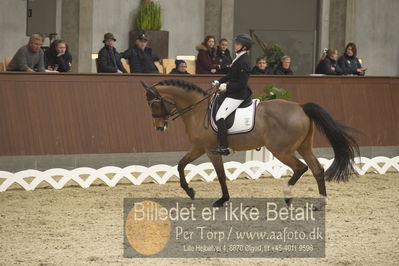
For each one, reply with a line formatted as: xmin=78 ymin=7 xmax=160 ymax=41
xmin=210 ymin=146 xmax=230 ymax=156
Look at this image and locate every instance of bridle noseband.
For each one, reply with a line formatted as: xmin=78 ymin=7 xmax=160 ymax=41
xmin=148 ymin=96 xmax=176 ymax=119
xmin=146 ymin=84 xmax=215 ymax=123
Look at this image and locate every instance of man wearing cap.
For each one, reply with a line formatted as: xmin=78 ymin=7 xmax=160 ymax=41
xmin=121 ymin=33 xmax=160 ymax=73
xmin=97 ymin=33 xmax=127 ymax=73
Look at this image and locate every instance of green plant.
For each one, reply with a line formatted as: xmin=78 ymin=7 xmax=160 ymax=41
xmin=250 ymin=31 xmax=284 ymax=68
xmin=257 ymin=84 xmax=291 ymax=101
xmin=264 ymin=44 xmax=284 ymax=68
xmin=136 ymin=0 xmax=162 ymax=30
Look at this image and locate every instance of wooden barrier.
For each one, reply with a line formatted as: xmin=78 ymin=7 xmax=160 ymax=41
xmin=0 ymin=72 xmax=398 ymax=156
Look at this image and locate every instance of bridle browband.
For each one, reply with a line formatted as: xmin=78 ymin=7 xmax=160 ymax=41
xmin=146 ymin=83 xmax=216 ymax=122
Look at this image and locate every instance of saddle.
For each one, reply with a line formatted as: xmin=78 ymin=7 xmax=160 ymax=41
xmin=210 ymin=92 xmax=259 ymax=135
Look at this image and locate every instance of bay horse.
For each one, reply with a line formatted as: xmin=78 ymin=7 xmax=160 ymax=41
xmin=141 ymin=79 xmax=359 ymax=209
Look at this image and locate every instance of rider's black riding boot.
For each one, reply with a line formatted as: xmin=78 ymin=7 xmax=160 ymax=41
xmin=210 ymin=118 xmax=230 ymax=156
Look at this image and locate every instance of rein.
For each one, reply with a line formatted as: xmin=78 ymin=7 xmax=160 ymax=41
xmin=148 ymin=85 xmax=217 ymax=122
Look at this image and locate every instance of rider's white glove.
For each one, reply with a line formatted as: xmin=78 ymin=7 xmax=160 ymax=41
xmin=219 ymin=83 xmax=227 ymax=92
xmin=212 ymin=80 xmax=220 ymax=88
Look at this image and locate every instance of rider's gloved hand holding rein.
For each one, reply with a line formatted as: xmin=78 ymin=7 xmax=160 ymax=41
xmin=209 ymin=33 xmax=253 ymax=156
xmin=212 ymin=80 xmax=220 ymax=88
xmin=219 ymin=83 xmax=227 ymax=92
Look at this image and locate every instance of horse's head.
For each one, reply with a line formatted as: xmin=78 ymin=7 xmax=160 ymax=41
xmin=141 ymin=81 xmax=175 ymax=131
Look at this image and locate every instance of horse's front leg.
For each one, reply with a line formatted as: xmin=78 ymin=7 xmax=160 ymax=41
xmin=178 ymin=147 xmax=204 ymax=199
xmin=207 ymin=153 xmax=230 ymax=207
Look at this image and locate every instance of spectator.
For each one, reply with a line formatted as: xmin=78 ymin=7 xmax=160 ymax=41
xmin=274 ymin=56 xmax=293 ymax=75
xmin=122 ymin=33 xmax=160 ymax=73
xmin=44 ymin=40 xmax=72 ymax=72
xmin=315 ymin=48 xmax=343 ymax=75
xmin=7 ymin=33 xmax=45 ymax=72
xmin=338 ymin=42 xmax=366 ymax=75
xmin=195 ymin=35 xmax=217 ymax=74
xmin=251 ymin=56 xmax=273 ymax=75
xmin=97 ymin=33 xmax=127 ymax=73
xmin=216 ymin=38 xmax=232 ymax=74
xmin=169 ymin=60 xmax=190 ymax=74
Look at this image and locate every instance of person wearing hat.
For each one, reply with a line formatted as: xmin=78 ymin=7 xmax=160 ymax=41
xmin=169 ymin=60 xmax=190 ymax=74
xmin=97 ymin=33 xmax=127 ymax=73
xmin=121 ymin=33 xmax=160 ymax=73
xmin=210 ymin=33 xmax=253 ymax=156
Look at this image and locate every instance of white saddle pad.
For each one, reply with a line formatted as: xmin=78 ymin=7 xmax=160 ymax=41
xmin=211 ymin=99 xmax=259 ymax=134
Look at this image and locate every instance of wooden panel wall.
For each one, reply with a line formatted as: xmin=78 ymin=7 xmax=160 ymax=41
xmin=0 ymin=73 xmax=398 ymax=155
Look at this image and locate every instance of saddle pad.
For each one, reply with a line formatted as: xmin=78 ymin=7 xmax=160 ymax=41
xmin=211 ymin=99 xmax=258 ymax=134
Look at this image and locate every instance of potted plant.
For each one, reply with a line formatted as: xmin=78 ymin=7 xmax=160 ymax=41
xmin=130 ymin=0 xmax=169 ymax=59
xmin=257 ymin=84 xmax=291 ymax=101
xmin=250 ymin=30 xmax=284 ymax=69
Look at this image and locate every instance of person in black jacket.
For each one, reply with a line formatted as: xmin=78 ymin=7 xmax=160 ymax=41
xmin=122 ymin=33 xmax=160 ymax=73
xmin=315 ymin=48 xmax=343 ymax=75
xmin=216 ymin=38 xmax=232 ymax=74
xmin=251 ymin=56 xmax=274 ymax=75
xmin=274 ymin=56 xmax=294 ymax=75
xmin=44 ymin=40 xmax=72 ymax=72
xmin=210 ymin=34 xmax=253 ymax=156
xmin=338 ymin=42 xmax=366 ymax=75
xmin=97 ymin=33 xmax=127 ymax=73
xmin=169 ymin=60 xmax=190 ymax=74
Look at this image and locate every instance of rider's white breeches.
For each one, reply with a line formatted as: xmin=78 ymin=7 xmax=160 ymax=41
xmin=216 ymin=97 xmax=244 ymax=121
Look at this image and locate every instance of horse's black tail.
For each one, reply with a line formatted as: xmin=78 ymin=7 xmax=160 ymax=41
xmin=302 ymin=103 xmax=360 ymax=182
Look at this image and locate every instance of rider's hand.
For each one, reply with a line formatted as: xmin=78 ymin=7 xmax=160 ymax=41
xmin=219 ymin=83 xmax=227 ymax=92
xmin=212 ymin=80 xmax=220 ymax=88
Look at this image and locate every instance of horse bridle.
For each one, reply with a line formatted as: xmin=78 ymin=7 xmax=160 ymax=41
xmin=146 ymin=83 xmax=216 ymax=123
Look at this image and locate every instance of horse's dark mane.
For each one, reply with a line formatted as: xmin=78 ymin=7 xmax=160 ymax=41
xmin=157 ymin=79 xmax=208 ymax=96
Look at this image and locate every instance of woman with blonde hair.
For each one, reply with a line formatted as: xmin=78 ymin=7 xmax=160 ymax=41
xmin=274 ymin=55 xmax=293 ymax=75
xmin=315 ymin=48 xmax=343 ymax=75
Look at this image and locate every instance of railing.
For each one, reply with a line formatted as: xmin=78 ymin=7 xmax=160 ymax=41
xmin=0 ymin=156 xmax=398 ymax=192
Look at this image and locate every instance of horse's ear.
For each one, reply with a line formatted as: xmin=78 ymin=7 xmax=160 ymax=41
xmin=140 ymin=80 xmax=150 ymax=90
xmin=146 ymin=90 xmax=155 ymax=101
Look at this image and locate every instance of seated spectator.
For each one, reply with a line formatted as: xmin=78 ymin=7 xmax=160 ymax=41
xmin=122 ymin=33 xmax=160 ymax=73
xmin=44 ymin=40 xmax=72 ymax=72
xmin=315 ymin=48 xmax=343 ymax=75
xmin=251 ymin=56 xmax=273 ymax=75
xmin=169 ymin=60 xmax=190 ymax=74
xmin=7 ymin=33 xmax=45 ymax=72
xmin=274 ymin=56 xmax=293 ymax=75
xmin=216 ymin=38 xmax=232 ymax=74
xmin=338 ymin=42 xmax=366 ymax=75
xmin=195 ymin=35 xmax=217 ymax=74
xmin=98 ymin=33 xmax=127 ymax=73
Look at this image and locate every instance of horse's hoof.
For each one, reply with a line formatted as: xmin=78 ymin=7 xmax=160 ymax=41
xmin=213 ymin=198 xmax=228 ymax=207
xmin=187 ymin=187 xmax=195 ymax=200
xmin=284 ymin=198 xmax=293 ymax=206
xmin=310 ymin=204 xmax=325 ymax=211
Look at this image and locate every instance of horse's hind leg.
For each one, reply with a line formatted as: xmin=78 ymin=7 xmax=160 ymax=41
xmin=298 ymin=147 xmax=327 ymax=210
xmin=178 ymin=147 xmax=205 ymax=199
xmin=274 ymin=152 xmax=308 ymax=205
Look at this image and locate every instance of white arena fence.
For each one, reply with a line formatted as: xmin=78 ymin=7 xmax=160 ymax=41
xmin=0 ymin=156 xmax=398 ymax=192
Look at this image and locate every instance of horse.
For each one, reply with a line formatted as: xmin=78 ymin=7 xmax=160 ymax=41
xmin=141 ymin=79 xmax=359 ymax=209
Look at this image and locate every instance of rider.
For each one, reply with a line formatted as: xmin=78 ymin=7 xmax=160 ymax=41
xmin=210 ymin=33 xmax=253 ymax=156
